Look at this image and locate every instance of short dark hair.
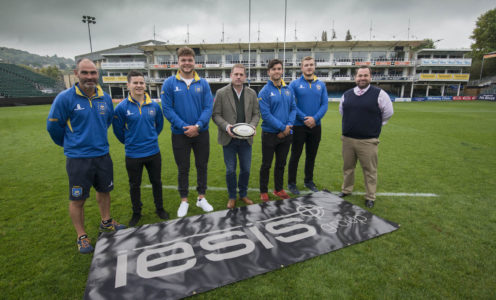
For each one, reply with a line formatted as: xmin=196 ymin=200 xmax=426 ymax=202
xmin=267 ymin=59 xmax=283 ymax=70
xmin=127 ymin=70 xmax=144 ymax=82
xmin=355 ymin=66 xmax=371 ymax=75
xmin=75 ymin=57 xmax=95 ymax=70
xmin=177 ymin=47 xmax=195 ymax=58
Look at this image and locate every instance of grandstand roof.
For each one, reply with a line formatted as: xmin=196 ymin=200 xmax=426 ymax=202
xmin=141 ymin=40 xmax=427 ymax=52
xmin=75 ymin=39 xmax=166 ymax=61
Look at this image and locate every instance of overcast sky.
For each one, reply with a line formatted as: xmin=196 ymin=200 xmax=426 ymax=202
xmin=0 ymin=0 xmax=493 ymax=59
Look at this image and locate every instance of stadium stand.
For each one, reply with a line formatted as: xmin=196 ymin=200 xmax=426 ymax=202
xmin=0 ymin=63 xmax=64 ymax=98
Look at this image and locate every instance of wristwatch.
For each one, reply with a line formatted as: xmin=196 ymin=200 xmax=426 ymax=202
xmin=195 ymin=124 xmax=200 ymax=129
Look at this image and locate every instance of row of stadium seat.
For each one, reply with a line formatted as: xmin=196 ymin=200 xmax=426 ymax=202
xmin=0 ymin=63 xmax=62 ymax=98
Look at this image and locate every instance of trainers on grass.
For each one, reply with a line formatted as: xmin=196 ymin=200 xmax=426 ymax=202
xmin=77 ymin=235 xmax=94 ymax=254
xmin=196 ymin=197 xmax=214 ymax=212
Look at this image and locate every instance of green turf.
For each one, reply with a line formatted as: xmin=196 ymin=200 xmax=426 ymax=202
xmin=0 ymin=101 xmax=495 ymax=299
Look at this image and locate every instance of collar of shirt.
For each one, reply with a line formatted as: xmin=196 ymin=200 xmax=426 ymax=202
xmin=354 ymin=85 xmax=370 ymax=96
xmin=232 ymin=85 xmax=243 ymax=100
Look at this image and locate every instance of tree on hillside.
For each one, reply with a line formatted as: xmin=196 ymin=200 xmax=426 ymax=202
xmin=470 ymin=8 xmax=496 ymax=59
xmin=345 ymin=30 xmax=352 ymax=41
xmin=39 ymin=66 xmax=62 ymax=80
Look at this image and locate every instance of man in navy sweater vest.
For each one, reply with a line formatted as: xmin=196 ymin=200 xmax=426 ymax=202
xmin=338 ymin=66 xmax=393 ymax=208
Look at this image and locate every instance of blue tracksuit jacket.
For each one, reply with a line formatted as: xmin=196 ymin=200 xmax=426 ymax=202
xmin=161 ymin=71 xmax=213 ymax=134
xmin=113 ymin=93 xmax=164 ymax=158
xmin=47 ymin=84 xmax=113 ymax=158
xmin=289 ymin=75 xmax=328 ymax=126
xmin=258 ymin=79 xmax=296 ymax=133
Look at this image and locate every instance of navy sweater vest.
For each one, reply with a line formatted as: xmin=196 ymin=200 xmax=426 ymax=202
xmin=342 ymin=86 xmax=382 ymax=139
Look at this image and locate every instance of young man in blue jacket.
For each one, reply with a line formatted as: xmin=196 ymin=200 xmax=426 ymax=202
xmin=161 ymin=47 xmax=214 ymax=217
xmin=288 ymin=56 xmax=328 ymax=195
xmin=113 ymin=70 xmax=169 ymax=226
xmin=47 ymin=58 xmax=125 ymax=254
xmin=258 ymin=59 xmax=296 ymax=201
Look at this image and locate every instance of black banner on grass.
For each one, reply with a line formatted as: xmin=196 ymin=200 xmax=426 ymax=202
xmin=84 ymin=191 xmax=399 ymax=300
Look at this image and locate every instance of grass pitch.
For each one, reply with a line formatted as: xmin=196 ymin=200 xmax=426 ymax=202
xmin=0 ymin=101 xmax=495 ymax=299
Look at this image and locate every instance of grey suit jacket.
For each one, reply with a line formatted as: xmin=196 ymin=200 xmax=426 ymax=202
xmin=212 ymin=83 xmax=260 ymax=146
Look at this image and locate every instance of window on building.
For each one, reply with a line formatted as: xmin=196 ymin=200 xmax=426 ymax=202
xmin=195 ymin=55 xmax=205 ymax=64
xmin=296 ymin=51 xmax=312 ymax=61
xmin=206 ymin=54 xmax=221 ymax=64
xmin=334 ymin=51 xmax=350 ymax=62
xmin=371 ymin=51 xmax=388 ymax=61
xmin=352 ymin=51 xmax=368 ymax=62
xmin=225 ymin=53 xmax=241 ymax=63
xmin=207 ymin=70 xmax=222 ymax=78
xmin=315 ymin=52 xmax=330 ymax=62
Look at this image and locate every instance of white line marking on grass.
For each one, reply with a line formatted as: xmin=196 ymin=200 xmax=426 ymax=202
xmin=144 ymin=185 xmax=438 ymax=197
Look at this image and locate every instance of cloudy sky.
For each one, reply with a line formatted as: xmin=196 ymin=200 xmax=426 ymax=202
xmin=0 ymin=0 xmax=493 ymax=59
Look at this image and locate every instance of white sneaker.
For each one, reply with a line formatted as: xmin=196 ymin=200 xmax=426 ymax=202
xmin=177 ymin=201 xmax=189 ymax=217
xmin=196 ymin=197 xmax=214 ymax=212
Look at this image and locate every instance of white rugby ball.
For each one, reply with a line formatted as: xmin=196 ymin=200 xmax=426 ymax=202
xmin=231 ymin=123 xmax=255 ymax=139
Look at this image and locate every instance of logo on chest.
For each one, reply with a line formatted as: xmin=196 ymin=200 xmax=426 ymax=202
xmin=97 ymin=102 xmax=107 ymax=115
xmin=74 ymin=104 xmax=85 ymax=111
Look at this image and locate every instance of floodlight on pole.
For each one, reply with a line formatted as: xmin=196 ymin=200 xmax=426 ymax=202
xmin=82 ymin=16 xmax=96 ymax=53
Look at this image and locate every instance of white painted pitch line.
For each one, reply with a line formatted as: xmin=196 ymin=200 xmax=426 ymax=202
xmin=144 ymin=185 xmax=438 ymax=197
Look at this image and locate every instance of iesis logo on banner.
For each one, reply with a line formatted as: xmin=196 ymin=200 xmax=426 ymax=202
xmin=84 ymin=193 xmax=400 ymax=299
xmin=72 ymin=186 xmax=82 ymax=197
xmin=113 ymin=203 xmax=332 ymax=288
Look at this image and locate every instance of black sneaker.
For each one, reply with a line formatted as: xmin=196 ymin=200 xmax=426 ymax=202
xmin=304 ymin=181 xmax=319 ymax=192
xmin=156 ymin=209 xmax=170 ymax=220
xmin=288 ymin=184 xmax=300 ymax=195
xmin=129 ymin=213 xmax=141 ymax=227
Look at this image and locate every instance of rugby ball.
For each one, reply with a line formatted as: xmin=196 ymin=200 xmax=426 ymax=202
xmin=231 ymin=123 xmax=255 ymax=139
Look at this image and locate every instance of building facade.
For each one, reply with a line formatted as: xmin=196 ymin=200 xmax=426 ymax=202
xmin=76 ymin=40 xmax=471 ymax=100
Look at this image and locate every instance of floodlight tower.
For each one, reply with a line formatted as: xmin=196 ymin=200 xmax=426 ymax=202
xmin=82 ymin=16 xmax=96 ymax=53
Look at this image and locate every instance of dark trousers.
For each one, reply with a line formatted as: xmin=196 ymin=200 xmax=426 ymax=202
xmin=125 ymin=152 xmax=163 ymax=214
xmin=288 ymin=125 xmax=322 ymax=185
xmin=223 ymin=139 xmax=252 ymax=199
xmin=172 ymin=130 xmax=209 ymax=198
xmin=259 ymin=131 xmax=292 ymax=193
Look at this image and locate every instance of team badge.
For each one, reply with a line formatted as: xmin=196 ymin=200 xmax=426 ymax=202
xmin=316 ymin=85 xmax=321 ymax=90
xmin=96 ymin=102 xmax=107 ymax=115
xmin=195 ymin=87 xmax=202 ymax=93
xmin=285 ymin=90 xmax=290 ymax=96
xmin=72 ymin=186 xmax=82 ymax=197
xmin=149 ymin=109 xmax=155 ymax=117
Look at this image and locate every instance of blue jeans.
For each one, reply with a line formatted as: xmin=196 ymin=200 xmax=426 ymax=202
xmin=223 ymin=139 xmax=252 ymax=199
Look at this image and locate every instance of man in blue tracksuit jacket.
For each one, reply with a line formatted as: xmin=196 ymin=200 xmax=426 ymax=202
xmin=258 ymin=59 xmax=296 ymax=202
xmin=161 ymin=46 xmax=214 ymax=218
xmin=113 ymin=70 xmax=169 ymax=227
xmin=287 ymin=56 xmax=329 ymax=195
xmin=46 ymin=58 xmax=125 ymax=254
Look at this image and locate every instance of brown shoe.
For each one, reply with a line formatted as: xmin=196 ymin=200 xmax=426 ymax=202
xmin=227 ymin=199 xmax=236 ymax=209
xmin=240 ymin=197 xmax=254 ymax=205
